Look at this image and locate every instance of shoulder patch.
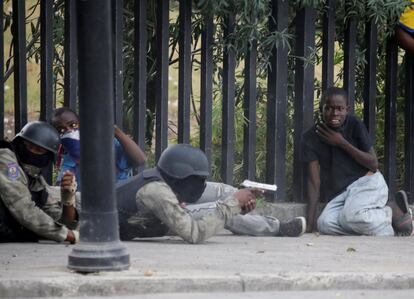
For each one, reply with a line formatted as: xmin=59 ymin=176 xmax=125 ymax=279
xmin=7 ymin=162 xmax=20 ymax=179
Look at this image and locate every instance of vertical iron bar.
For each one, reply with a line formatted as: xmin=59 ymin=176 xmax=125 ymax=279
xmin=243 ymin=35 xmax=257 ymax=180
xmin=363 ymin=21 xmax=377 ymax=142
xmin=404 ymin=53 xmax=414 ymax=203
xmin=384 ymin=37 xmax=398 ymax=197
xmin=266 ymin=0 xmax=289 ymax=201
xmin=40 ymin=0 xmax=54 ymax=122
xmin=0 ymin=0 xmax=4 ymax=138
xmin=221 ymin=15 xmax=236 ymax=185
xmin=200 ymin=15 xmax=213 ymax=166
xmin=12 ymin=0 xmax=27 ymax=133
xmin=68 ymin=0 xmax=129 ymax=272
xmin=293 ymin=7 xmax=316 ymax=202
xmin=343 ymin=0 xmax=356 ymax=111
xmin=40 ymin=0 xmax=54 ymax=184
xmin=112 ymin=0 xmax=124 ymax=128
xmin=64 ymin=0 xmax=78 ymax=110
xmin=133 ymin=0 xmax=147 ymax=155
xmin=155 ymin=0 xmax=169 ymax=160
xmin=321 ymin=0 xmax=336 ymax=92
xmin=178 ymin=0 xmax=191 ymax=143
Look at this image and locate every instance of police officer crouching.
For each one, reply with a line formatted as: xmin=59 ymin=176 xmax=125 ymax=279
xmin=0 ymin=121 xmax=78 ymax=243
xmin=117 ymin=144 xmax=306 ymax=243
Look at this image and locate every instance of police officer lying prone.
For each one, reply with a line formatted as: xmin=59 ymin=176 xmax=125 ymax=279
xmin=117 ymin=144 xmax=306 ymax=244
xmin=0 ymin=121 xmax=78 ymax=243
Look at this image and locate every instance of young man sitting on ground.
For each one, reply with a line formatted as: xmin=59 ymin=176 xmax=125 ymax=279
xmin=303 ymin=87 xmax=412 ymax=236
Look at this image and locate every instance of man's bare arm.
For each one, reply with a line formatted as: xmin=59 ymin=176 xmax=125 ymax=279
xmin=114 ymin=125 xmax=147 ymax=166
xmin=316 ymin=123 xmax=378 ymax=171
xmin=395 ymin=26 xmax=414 ymax=55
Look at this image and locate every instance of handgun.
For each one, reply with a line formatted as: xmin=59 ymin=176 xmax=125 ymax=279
xmin=240 ymin=180 xmax=277 ymax=192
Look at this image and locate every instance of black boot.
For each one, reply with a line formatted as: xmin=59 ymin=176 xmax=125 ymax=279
xmin=279 ymin=217 xmax=306 ymax=237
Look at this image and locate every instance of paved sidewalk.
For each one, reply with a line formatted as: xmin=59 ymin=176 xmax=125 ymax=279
xmin=1 ymin=232 xmax=414 ymax=297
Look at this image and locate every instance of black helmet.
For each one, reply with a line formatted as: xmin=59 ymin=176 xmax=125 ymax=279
xmin=157 ymin=144 xmax=209 ymax=179
xmin=13 ymin=121 xmax=60 ymax=154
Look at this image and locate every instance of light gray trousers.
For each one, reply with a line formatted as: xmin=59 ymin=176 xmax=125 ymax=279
xmin=317 ymin=171 xmax=394 ymax=236
xmin=185 ymin=182 xmax=280 ymax=236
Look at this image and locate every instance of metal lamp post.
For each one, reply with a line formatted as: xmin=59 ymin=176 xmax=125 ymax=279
xmin=68 ymin=0 xmax=130 ymax=272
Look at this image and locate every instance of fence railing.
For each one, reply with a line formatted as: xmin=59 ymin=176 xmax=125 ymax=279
xmin=1 ymin=0 xmax=413 ymax=203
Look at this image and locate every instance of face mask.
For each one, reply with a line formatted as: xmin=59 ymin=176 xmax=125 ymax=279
xmin=61 ymin=129 xmax=80 ymax=161
xmin=170 ymin=176 xmax=207 ymax=204
xmin=20 ymin=163 xmax=42 ymax=178
xmin=14 ymin=140 xmax=51 ymax=169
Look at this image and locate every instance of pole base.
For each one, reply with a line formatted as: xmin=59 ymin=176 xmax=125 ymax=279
xmin=68 ymin=241 xmax=130 ymax=273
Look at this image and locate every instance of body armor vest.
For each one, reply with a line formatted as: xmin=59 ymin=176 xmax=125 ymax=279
xmin=116 ymin=168 xmax=169 ymax=240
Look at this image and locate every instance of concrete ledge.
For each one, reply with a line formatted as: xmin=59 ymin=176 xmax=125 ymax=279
xmin=2 ymin=272 xmax=414 ymax=297
xmin=254 ymin=202 xmax=317 ymax=221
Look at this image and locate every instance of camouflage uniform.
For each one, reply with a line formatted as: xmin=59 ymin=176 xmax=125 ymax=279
xmin=188 ymin=182 xmax=281 ymax=237
xmin=0 ymin=147 xmax=70 ymax=242
xmin=119 ymin=179 xmax=281 ymax=243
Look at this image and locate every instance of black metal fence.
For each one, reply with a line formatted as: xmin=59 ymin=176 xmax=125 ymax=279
xmin=1 ymin=0 xmax=413 ymax=203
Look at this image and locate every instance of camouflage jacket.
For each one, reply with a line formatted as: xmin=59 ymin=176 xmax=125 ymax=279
xmin=0 ymin=148 xmax=68 ymax=242
xmin=125 ymin=181 xmax=241 ymax=244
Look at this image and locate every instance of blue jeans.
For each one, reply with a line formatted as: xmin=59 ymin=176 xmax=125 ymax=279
xmin=317 ymin=172 xmax=394 ymax=236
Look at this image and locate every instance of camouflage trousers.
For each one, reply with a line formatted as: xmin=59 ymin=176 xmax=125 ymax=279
xmin=186 ymin=182 xmax=281 ymax=236
xmin=0 ymin=200 xmax=38 ymax=242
